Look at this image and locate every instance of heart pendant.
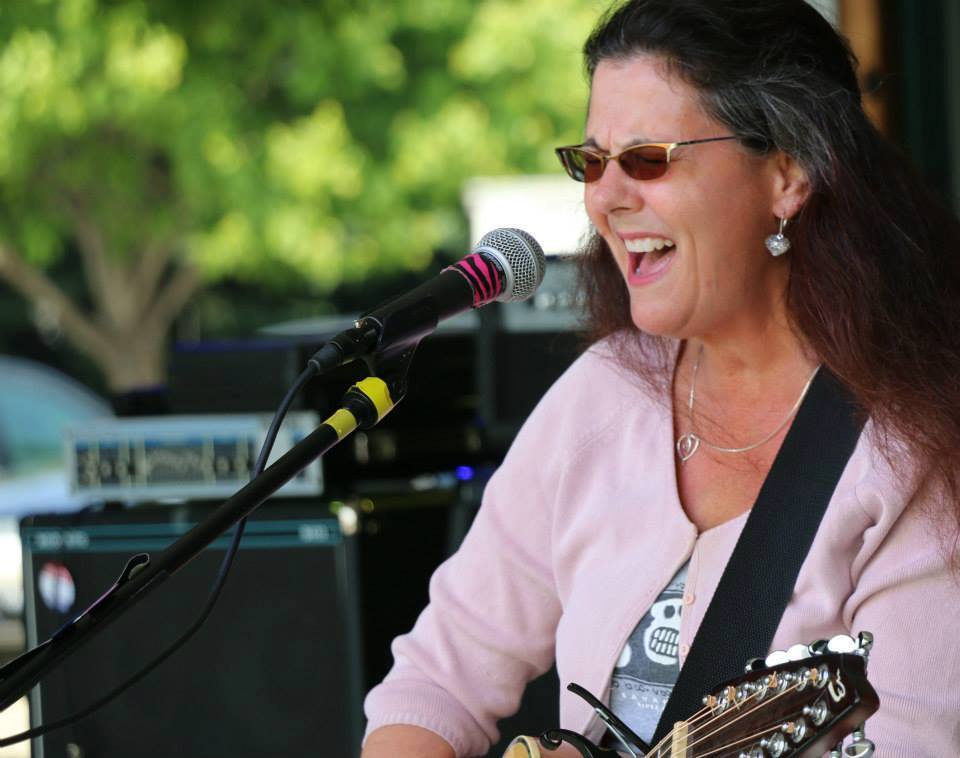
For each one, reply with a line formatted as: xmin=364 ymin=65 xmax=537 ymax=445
xmin=676 ymin=434 xmax=700 ymax=463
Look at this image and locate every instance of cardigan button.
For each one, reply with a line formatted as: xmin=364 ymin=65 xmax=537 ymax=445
xmin=682 ymin=592 xmax=695 ymax=605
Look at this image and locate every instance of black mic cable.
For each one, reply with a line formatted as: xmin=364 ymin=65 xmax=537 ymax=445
xmin=0 ymin=367 xmax=315 ymax=748
xmin=0 ymin=228 xmax=547 ymax=747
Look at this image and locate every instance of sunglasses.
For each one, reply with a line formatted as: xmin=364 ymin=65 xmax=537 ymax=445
xmin=555 ymin=136 xmax=738 ymax=183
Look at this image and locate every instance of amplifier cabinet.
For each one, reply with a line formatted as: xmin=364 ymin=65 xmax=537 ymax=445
xmin=21 ymin=502 xmax=363 ymax=758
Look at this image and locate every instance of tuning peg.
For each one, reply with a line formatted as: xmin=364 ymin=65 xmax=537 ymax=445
xmin=787 ymin=643 xmax=810 ymax=660
xmin=826 ymin=634 xmax=858 ymax=654
xmin=764 ymin=649 xmax=789 ymax=667
xmin=844 ymin=727 xmax=875 ymax=757
xmin=744 ymin=657 xmax=766 ymax=673
xmin=760 ymin=732 xmax=788 ymax=757
xmin=808 ymin=638 xmax=829 ymax=655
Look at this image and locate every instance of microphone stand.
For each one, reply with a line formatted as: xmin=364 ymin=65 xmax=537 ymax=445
xmin=0 ymin=352 xmax=415 ymax=718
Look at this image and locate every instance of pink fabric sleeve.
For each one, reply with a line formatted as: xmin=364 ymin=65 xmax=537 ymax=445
xmin=362 ymin=461 xmax=562 ymax=755
xmin=843 ymin=473 xmax=960 ymax=756
xmin=362 ymin=350 xmax=618 ymax=755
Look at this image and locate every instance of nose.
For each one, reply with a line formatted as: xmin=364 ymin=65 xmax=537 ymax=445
xmin=584 ymin=157 xmax=644 ymax=217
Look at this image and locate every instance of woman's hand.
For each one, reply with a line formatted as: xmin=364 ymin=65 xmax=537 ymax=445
xmin=361 ymin=725 xmax=456 ymax=758
xmin=361 ymin=726 xmax=588 ymax=758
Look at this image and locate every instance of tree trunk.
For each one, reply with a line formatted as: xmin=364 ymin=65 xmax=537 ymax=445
xmin=99 ymin=332 xmax=169 ymax=391
xmin=0 ymin=240 xmax=201 ymax=393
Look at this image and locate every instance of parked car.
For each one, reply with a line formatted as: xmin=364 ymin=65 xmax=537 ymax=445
xmin=0 ymin=356 xmax=113 ymax=617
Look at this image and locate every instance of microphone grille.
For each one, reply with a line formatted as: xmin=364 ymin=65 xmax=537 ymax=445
xmin=475 ymin=228 xmax=547 ymax=303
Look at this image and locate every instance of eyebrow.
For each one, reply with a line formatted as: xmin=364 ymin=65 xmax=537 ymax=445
xmin=581 ymin=136 xmax=659 ymax=153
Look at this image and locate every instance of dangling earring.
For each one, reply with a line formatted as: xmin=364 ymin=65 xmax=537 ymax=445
xmin=765 ymin=216 xmax=791 ymax=257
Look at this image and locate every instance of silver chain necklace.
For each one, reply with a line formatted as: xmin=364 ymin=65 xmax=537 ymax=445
xmin=675 ymin=345 xmax=821 ymax=463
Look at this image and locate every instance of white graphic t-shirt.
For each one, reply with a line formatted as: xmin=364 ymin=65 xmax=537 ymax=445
xmin=606 ymin=563 xmax=688 ymax=747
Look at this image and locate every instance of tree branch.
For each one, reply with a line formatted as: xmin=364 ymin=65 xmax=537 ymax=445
xmin=60 ymin=192 xmax=134 ymax=327
xmin=140 ymin=262 xmax=203 ymax=339
xmin=130 ymin=239 xmax=176 ymax=303
xmin=0 ymin=244 xmax=115 ymax=363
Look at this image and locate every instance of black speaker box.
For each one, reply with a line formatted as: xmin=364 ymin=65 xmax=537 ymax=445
xmin=167 ymin=259 xmax=583 ymax=488
xmin=20 ymin=502 xmax=364 ymax=758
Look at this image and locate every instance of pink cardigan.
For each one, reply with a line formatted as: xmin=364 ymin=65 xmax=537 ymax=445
xmin=363 ymin=344 xmax=960 ymax=757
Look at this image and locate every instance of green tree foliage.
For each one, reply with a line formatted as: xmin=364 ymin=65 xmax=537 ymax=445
xmin=0 ymin=0 xmax=597 ymax=390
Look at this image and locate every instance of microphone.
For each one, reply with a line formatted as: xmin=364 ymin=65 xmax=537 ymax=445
xmin=310 ymin=228 xmax=546 ymax=373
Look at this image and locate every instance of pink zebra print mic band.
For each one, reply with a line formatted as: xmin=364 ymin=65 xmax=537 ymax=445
xmin=445 ymin=252 xmax=506 ymax=308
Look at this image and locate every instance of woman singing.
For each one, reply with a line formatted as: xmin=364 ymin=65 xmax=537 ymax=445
xmin=362 ymin=1 xmax=960 ymax=755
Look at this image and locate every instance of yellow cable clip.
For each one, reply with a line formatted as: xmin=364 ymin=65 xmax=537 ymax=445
xmin=353 ymin=377 xmax=395 ymax=423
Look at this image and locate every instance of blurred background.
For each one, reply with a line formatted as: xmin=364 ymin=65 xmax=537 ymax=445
xmin=0 ymin=0 xmax=956 ymax=756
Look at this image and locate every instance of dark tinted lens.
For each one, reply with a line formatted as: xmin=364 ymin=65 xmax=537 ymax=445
xmin=557 ymin=148 xmax=604 ymax=182
xmin=578 ymin=151 xmax=605 ymax=182
xmin=618 ymin=144 xmax=669 ymax=180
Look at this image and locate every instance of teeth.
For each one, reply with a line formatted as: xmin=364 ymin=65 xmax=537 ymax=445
xmin=624 ymin=237 xmax=675 ymax=253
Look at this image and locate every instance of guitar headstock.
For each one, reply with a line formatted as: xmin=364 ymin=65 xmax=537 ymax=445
xmin=669 ymin=643 xmax=879 ymax=757
xmin=512 ymin=635 xmax=879 ymax=758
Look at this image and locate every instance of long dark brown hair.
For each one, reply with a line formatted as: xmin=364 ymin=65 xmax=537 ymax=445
xmin=576 ymin=0 xmax=960 ymax=535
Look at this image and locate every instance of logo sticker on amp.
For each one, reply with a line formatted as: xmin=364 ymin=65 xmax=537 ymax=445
xmin=38 ymin=561 xmax=76 ymax=614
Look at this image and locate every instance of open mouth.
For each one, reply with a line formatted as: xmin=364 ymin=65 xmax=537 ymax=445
xmin=625 ymin=237 xmax=676 ymax=278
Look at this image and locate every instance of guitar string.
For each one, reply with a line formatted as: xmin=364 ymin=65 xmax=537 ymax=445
xmin=699 ymin=689 xmax=834 ymax=758
xmin=681 ymin=683 xmax=803 ymax=751
xmin=647 ymin=681 xmax=804 ymax=757
xmin=645 ymin=666 xmax=833 ymax=757
xmin=645 ymin=692 xmax=760 ymax=758
xmin=645 ymin=689 xmax=741 ymax=757
xmin=696 ymin=678 xmax=837 ymax=756
xmin=671 ymin=682 xmax=808 ymax=757
xmin=651 ymin=685 xmax=831 ymax=758
xmin=702 ymin=689 xmax=833 ymax=758
xmin=645 ymin=704 xmax=717 ymax=757
xmin=699 ymin=712 xmax=814 ymax=758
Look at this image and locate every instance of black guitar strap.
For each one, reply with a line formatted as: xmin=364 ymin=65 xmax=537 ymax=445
xmin=651 ymin=368 xmax=865 ymax=745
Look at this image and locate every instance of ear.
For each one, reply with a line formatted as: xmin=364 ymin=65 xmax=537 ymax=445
xmin=770 ymin=151 xmax=811 ymax=219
